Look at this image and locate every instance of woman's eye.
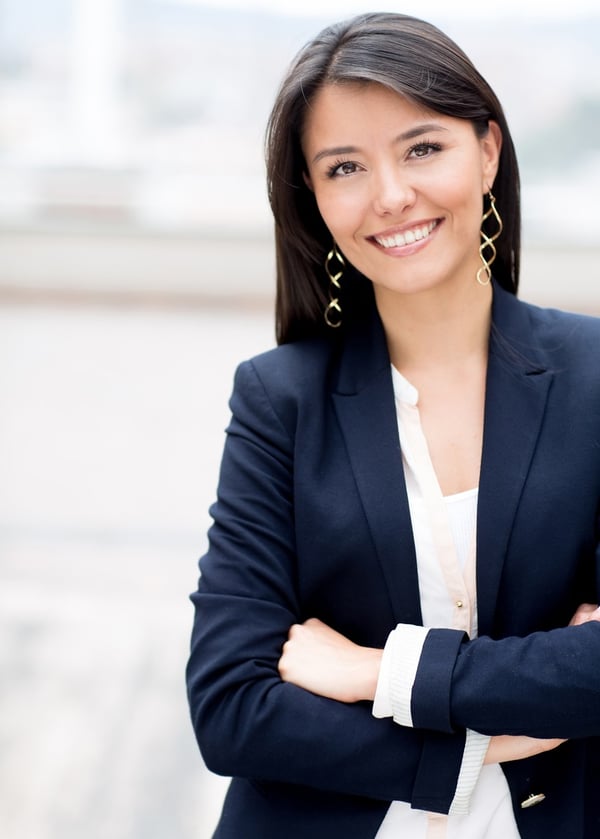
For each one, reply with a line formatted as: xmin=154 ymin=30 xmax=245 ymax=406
xmin=408 ymin=142 xmax=442 ymax=159
xmin=328 ymin=160 xmax=360 ymax=178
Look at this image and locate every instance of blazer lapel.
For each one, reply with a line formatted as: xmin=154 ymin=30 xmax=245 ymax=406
xmin=477 ymin=287 xmax=554 ymax=636
xmin=332 ymin=311 xmax=423 ymax=626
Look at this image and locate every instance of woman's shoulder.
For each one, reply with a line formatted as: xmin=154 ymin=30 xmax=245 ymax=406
xmin=520 ymin=296 xmax=600 ymax=353
xmin=495 ymin=288 xmax=600 ymax=362
xmin=253 ymin=334 xmax=334 ymax=364
xmin=238 ymin=335 xmax=337 ymax=390
xmin=229 ymin=335 xmax=339 ymax=428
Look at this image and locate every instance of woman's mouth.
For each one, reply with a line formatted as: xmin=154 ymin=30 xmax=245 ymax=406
xmin=371 ymin=219 xmax=440 ymax=249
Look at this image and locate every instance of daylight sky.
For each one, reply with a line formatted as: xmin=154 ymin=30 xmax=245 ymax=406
xmin=181 ymin=0 xmax=599 ymax=19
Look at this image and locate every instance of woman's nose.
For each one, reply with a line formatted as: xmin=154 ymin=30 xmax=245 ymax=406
xmin=371 ymin=168 xmax=416 ymax=216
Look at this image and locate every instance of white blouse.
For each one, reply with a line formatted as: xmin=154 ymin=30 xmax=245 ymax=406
xmin=372 ymin=367 xmax=520 ymax=839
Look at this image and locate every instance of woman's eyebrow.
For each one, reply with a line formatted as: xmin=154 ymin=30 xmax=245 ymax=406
xmin=311 ymin=145 xmax=358 ymax=165
xmin=395 ymin=122 xmax=447 ymax=142
xmin=311 ymin=123 xmax=447 ymax=165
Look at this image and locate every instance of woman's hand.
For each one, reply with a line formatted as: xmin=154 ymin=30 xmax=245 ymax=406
xmin=278 ymin=605 xmax=600 ymax=718
xmin=278 ymin=618 xmax=382 ymax=703
xmin=569 ymin=603 xmax=600 ymax=626
xmin=484 ymin=603 xmax=600 ymax=765
xmin=484 ymin=735 xmax=565 ymax=765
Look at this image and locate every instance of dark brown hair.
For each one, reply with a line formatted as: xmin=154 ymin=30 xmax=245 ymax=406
xmin=266 ymin=13 xmax=521 ymax=344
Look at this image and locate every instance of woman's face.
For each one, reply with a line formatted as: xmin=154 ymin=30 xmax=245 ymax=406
xmin=302 ymin=82 xmax=501 ymax=301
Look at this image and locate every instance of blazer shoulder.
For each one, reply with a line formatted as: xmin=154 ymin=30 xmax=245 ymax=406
xmin=231 ymin=337 xmax=339 ymax=432
xmin=524 ymin=296 xmax=600 ymax=330
xmin=525 ymin=299 xmax=600 ymax=358
xmin=494 ymin=291 xmax=600 ymax=371
xmin=239 ymin=336 xmax=338 ymax=394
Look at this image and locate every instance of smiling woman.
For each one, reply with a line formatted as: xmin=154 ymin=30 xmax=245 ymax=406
xmin=265 ymin=14 xmax=520 ymax=346
xmin=186 ymin=13 xmax=600 ymax=839
xmin=301 ymin=84 xmax=502 ymax=309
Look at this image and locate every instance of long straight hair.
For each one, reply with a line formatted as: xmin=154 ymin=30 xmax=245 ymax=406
xmin=265 ymin=13 xmax=521 ymax=345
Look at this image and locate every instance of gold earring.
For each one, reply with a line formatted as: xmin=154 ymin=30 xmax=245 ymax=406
xmin=324 ymin=242 xmax=345 ymax=328
xmin=477 ymin=190 xmax=503 ymax=286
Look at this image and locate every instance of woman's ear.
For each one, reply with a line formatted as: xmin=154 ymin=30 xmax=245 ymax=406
xmin=303 ymin=171 xmax=314 ymax=192
xmin=481 ymin=120 xmax=502 ymax=190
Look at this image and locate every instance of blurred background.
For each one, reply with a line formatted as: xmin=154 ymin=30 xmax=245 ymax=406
xmin=0 ymin=1 xmax=598 ymax=837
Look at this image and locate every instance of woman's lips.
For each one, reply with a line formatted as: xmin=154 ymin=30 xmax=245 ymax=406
xmin=371 ymin=219 xmax=440 ymax=250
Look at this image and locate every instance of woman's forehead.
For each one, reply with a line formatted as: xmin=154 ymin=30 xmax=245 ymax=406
xmin=301 ymin=82 xmax=446 ymax=148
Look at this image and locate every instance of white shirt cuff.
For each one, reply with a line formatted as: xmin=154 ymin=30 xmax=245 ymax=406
xmin=448 ymin=729 xmax=490 ymax=815
xmin=372 ymin=624 xmax=430 ymax=726
xmin=372 ymin=626 xmax=487 ymax=815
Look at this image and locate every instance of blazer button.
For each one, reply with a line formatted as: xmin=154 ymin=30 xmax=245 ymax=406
xmin=520 ymin=793 xmax=546 ymax=809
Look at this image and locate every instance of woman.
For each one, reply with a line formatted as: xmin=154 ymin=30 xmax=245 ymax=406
xmin=186 ymin=13 xmax=600 ymax=839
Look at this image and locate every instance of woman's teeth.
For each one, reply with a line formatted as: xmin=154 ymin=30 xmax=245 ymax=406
xmin=374 ymin=220 xmax=438 ymax=248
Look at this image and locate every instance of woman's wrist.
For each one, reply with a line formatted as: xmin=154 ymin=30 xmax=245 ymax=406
xmin=279 ymin=618 xmax=384 ymax=703
xmin=353 ymin=646 xmax=383 ymax=702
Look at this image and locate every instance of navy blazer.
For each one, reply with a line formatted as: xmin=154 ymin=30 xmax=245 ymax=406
xmin=187 ymin=285 xmax=600 ymax=839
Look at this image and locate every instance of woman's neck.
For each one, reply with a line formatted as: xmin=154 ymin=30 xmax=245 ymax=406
xmin=374 ymin=280 xmax=493 ymax=376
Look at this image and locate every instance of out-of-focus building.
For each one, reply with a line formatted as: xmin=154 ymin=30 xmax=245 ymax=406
xmin=1 ymin=2 xmax=599 ymax=237
xmin=0 ymin=1 xmax=598 ymax=309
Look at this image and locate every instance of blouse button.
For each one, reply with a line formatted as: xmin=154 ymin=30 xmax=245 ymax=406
xmin=455 ymin=600 xmax=464 ymax=608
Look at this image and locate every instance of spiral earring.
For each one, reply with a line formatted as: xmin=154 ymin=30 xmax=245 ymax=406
xmin=477 ymin=190 xmax=503 ymax=287
xmin=324 ymin=242 xmax=345 ymax=328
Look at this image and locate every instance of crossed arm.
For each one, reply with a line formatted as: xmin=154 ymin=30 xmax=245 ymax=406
xmin=278 ymin=603 xmax=600 ymax=765
xmin=189 ymin=360 xmax=600 ymax=811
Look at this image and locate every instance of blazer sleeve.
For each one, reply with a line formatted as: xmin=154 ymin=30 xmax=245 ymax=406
xmin=186 ymin=359 xmax=465 ymax=813
xmin=409 ymin=618 xmax=600 ymax=739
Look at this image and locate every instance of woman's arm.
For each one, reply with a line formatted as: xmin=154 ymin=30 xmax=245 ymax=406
xmin=186 ymin=360 xmax=465 ymax=812
xmin=278 ymin=617 xmax=567 ymax=764
xmin=411 ymin=604 xmax=600 ymax=740
xmin=278 ymin=618 xmax=382 ymax=703
xmin=569 ymin=603 xmax=600 ymax=626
